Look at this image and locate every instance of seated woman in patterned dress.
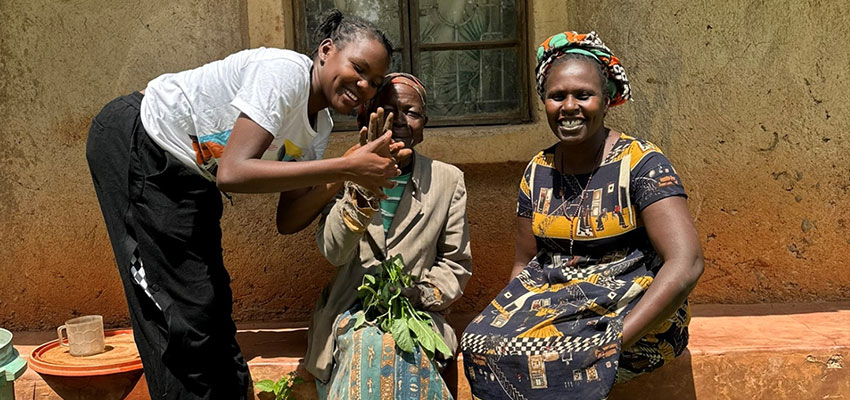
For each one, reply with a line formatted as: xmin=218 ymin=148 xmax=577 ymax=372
xmin=460 ymin=31 xmax=704 ymax=400
xmin=304 ymin=73 xmax=472 ymax=400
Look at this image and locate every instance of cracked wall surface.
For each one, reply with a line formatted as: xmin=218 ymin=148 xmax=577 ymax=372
xmin=1 ymin=0 xmax=848 ymax=329
xmin=560 ymin=0 xmax=850 ymax=306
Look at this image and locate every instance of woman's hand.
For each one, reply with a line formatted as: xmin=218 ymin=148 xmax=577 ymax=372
xmin=343 ymin=107 xmax=418 ymax=196
xmin=359 ymin=107 xmax=414 ymax=166
xmin=344 ymin=131 xmax=401 ymax=196
xmin=362 ymin=107 xmax=393 ymax=145
xmin=217 ymin=113 xmax=398 ymax=194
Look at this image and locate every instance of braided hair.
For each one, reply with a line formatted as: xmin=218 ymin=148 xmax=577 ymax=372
xmin=312 ymin=9 xmax=393 ymax=59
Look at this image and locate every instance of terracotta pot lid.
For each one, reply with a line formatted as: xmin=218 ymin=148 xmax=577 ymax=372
xmin=29 ymin=329 xmax=142 ymax=377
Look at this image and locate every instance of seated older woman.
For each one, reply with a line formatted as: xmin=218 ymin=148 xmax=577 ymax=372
xmin=461 ymin=31 xmax=704 ymax=399
xmin=304 ymin=73 xmax=472 ymax=400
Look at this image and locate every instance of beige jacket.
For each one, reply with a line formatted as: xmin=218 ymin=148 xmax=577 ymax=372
xmin=304 ymin=152 xmax=472 ymax=383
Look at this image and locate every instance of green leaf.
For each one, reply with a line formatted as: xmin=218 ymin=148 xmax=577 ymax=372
xmin=363 ymin=274 xmax=376 ymax=285
xmin=390 ymin=317 xmax=415 ymax=353
xmin=354 ymin=311 xmax=366 ymax=329
xmin=432 ymin=329 xmax=452 ymax=357
xmin=408 ymin=317 xmax=435 ymax=354
xmin=255 ymin=379 xmax=275 ymax=393
xmin=422 ymin=346 xmax=435 ymax=361
xmin=391 ymin=254 xmax=405 ymax=270
xmin=273 ymin=378 xmax=284 ymax=396
xmin=388 ymin=265 xmax=399 ymax=281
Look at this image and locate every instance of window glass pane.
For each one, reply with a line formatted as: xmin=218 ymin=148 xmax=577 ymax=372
xmin=301 ymin=0 xmax=528 ymax=127
xmin=305 ymin=0 xmax=402 ymax=49
xmin=419 ymin=48 xmax=520 ymax=117
xmin=419 ymin=0 xmax=517 ymax=43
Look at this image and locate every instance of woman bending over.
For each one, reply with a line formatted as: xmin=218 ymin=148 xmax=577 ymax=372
xmin=87 ymin=10 xmax=399 ymax=399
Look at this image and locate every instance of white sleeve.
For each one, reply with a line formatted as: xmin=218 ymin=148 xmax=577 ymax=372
xmin=230 ymin=58 xmax=308 ymax=138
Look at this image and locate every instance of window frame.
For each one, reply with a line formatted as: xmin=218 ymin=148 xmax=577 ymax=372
xmin=292 ymin=0 xmax=531 ymax=130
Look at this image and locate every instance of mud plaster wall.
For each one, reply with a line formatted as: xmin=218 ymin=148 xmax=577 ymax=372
xmin=558 ymin=0 xmax=850 ymax=305
xmin=0 ymin=1 xmax=250 ymax=329
xmin=1 ymin=0 xmax=848 ymax=330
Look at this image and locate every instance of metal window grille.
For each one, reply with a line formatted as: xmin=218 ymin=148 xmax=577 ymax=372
xmin=293 ymin=0 xmax=530 ymax=130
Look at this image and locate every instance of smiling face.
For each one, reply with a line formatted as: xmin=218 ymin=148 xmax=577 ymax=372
xmin=544 ymin=58 xmax=609 ymax=146
xmin=365 ymin=82 xmax=427 ymax=169
xmin=317 ymin=37 xmax=391 ymax=114
xmin=374 ymin=83 xmax=426 ymax=152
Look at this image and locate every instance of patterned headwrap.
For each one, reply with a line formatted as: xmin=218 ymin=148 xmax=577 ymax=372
xmin=535 ymin=31 xmax=631 ymax=107
xmin=358 ymin=72 xmax=427 ymax=127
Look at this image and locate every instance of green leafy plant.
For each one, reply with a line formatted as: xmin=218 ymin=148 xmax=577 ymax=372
xmin=256 ymin=371 xmax=304 ymax=400
xmin=355 ymin=254 xmax=452 ymax=360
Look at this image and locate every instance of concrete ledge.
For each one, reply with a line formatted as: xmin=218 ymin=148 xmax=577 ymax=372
xmin=11 ymin=303 xmax=850 ymax=399
xmin=608 ymin=303 xmax=850 ymax=400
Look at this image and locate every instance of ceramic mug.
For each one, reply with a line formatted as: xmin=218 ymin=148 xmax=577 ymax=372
xmin=57 ymin=315 xmax=105 ymax=356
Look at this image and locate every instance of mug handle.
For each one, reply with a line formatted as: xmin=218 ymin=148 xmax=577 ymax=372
xmin=57 ymin=325 xmax=69 ymax=347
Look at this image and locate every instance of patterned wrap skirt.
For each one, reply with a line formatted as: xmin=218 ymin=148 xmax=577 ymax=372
xmin=460 ymin=250 xmax=689 ymax=400
xmin=317 ymin=309 xmax=453 ymax=400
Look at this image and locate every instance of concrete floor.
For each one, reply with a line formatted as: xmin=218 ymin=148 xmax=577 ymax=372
xmin=9 ymin=303 xmax=850 ymax=399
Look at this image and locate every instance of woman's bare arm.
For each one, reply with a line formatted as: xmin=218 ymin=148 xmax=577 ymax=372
xmin=621 ymin=196 xmax=704 ymax=349
xmin=217 ymin=114 xmax=400 ymax=194
xmin=275 ymin=183 xmax=343 ymax=234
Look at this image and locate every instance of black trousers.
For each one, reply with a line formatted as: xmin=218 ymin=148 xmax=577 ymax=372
xmin=86 ymin=92 xmax=251 ymax=399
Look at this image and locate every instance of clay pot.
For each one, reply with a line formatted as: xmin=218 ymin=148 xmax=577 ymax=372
xmin=29 ymin=329 xmax=144 ymax=400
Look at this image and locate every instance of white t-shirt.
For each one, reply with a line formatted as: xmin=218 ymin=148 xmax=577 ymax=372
xmin=139 ymin=48 xmax=333 ymax=180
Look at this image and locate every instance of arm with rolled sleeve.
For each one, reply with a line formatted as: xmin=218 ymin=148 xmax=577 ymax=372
xmin=411 ymin=175 xmax=472 ymax=312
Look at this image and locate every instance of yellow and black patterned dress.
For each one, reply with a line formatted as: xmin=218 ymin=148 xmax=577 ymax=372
xmin=461 ymin=134 xmax=691 ymax=400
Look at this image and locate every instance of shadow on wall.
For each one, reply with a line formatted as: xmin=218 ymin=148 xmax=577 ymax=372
xmin=235 ymin=328 xmax=307 ymax=360
xmin=609 ymin=349 xmax=697 ymax=400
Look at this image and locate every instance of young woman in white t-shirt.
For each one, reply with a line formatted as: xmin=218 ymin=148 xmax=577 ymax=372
xmin=86 ymin=10 xmax=402 ymax=400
